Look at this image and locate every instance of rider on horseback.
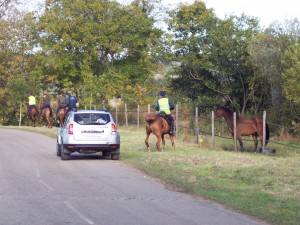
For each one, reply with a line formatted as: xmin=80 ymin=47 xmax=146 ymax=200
xmin=55 ymin=91 xmax=66 ymax=122
xmin=65 ymin=91 xmax=78 ymax=114
xmin=27 ymin=92 xmax=36 ymax=118
xmin=41 ymin=92 xmax=51 ymax=112
xmin=155 ymin=91 xmax=175 ymax=135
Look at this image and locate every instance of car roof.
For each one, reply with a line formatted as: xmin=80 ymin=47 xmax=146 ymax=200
xmin=73 ymin=110 xmax=110 ymax=114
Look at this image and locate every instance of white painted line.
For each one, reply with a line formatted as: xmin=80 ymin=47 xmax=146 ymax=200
xmin=64 ymin=201 xmax=95 ymax=225
xmin=39 ymin=179 xmax=54 ymax=191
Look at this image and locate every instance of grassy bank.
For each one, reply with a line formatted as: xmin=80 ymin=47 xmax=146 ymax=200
xmin=3 ymin=126 xmax=300 ymax=225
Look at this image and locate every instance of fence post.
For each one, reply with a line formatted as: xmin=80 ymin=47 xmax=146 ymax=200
xmin=263 ymin=111 xmax=266 ymax=151
xmin=195 ymin=107 xmax=199 ymax=144
xmin=211 ymin=111 xmax=215 ymax=149
xmin=175 ymin=104 xmax=179 ymax=138
xmin=115 ymin=105 xmax=118 ymax=126
xmin=19 ymin=104 xmax=22 ymax=127
xmin=148 ymin=104 xmax=150 ymax=113
xmin=125 ymin=104 xmax=128 ymax=128
xmin=234 ymin=112 xmax=237 ymax=151
xmin=89 ymin=94 xmax=92 ymax=110
xmin=137 ymin=105 xmax=140 ymax=128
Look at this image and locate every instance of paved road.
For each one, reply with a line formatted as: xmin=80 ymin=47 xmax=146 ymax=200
xmin=0 ymin=128 xmax=269 ymax=225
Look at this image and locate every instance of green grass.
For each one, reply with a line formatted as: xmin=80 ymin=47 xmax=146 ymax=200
xmin=120 ymin=127 xmax=300 ymax=225
xmin=3 ymin=125 xmax=300 ymax=225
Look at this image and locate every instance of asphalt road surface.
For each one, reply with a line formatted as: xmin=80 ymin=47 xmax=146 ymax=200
xmin=0 ymin=128 xmax=269 ymax=225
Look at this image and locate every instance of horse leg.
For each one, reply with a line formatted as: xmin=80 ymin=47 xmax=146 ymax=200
xmin=161 ymin=135 xmax=165 ymax=152
xmin=237 ymin=137 xmax=244 ymax=151
xmin=170 ymin=134 xmax=175 ymax=151
xmin=155 ymin=133 xmax=162 ymax=151
xmin=252 ymin=134 xmax=258 ymax=152
xmin=145 ymin=132 xmax=151 ymax=152
xmin=49 ymin=118 xmax=52 ymax=128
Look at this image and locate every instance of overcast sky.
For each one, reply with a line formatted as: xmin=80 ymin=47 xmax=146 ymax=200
xmin=162 ymin=0 xmax=300 ymax=27
xmin=23 ymin=0 xmax=300 ymax=27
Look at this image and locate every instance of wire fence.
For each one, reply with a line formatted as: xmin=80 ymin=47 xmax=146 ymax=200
xmin=104 ymin=103 xmax=299 ymax=151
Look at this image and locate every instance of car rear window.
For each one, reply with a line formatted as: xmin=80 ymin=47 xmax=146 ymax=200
xmin=74 ymin=113 xmax=110 ymax=125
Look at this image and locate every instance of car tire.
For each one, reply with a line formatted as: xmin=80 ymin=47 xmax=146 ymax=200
xmin=61 ymin=146 xmax=70 ymax=160
xmin=56 ymin=142 xmax=62 ymax=156
xmin=111 ymin=154 xmax=120 ymax=160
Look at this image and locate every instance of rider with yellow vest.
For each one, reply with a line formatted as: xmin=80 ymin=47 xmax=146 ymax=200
xmin=27 ymin=92 xmax=36 ymax=118
xmin=155 ymin=91 xmax=175 ymax=135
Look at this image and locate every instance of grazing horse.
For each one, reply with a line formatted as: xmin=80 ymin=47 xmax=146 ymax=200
xmin=57 ymin=107 xmax=66 ymax=127
xmin=145 ymin=113 xmax=175 ymax=152
xmin=28 ymin=105 xmax=39 ymax=127
xmin=214 ymin=106 xmax=269 ymax=152
xmin=41 ymin=107 xmax=53 ymax=128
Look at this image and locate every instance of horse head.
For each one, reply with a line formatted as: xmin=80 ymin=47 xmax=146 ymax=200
xmin=214 ymin=106 xmax=225 ymax=118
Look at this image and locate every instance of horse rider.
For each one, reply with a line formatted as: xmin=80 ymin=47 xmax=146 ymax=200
xmin=155 ymin=90 xmax=175 ymax=135
xmin=41 ymin=92 xmax=51 ymax=113
xmin=27 ymin=92 xmax=36 ymax=118
xmin=55 ymin=91 xmax=66 ymax=122
xmin=65 ymin=91 xmax=78 ymax=114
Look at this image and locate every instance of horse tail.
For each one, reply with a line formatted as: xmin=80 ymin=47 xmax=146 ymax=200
xmin=266 ymin=123 xmax=270 ymax=146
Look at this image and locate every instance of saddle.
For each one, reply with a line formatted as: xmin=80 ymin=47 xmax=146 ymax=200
xmin=159 ymin=112 xmax=171 ymax=125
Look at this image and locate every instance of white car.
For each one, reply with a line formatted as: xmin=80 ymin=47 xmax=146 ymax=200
xmin=56 ymin=110 xmax=120 ymax=160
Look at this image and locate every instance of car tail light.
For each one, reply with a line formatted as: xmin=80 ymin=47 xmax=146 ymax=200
xmin=110 ymin=145 xmax=119 ymax=149
xmin=68 ymin=124 xmax=74 ymax=134
xmin=111 ymin=124 xmax=116 ymax=135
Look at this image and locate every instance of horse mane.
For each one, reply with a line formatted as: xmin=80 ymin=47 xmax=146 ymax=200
xmin=218 ymin=106 xmax=240 ymax=118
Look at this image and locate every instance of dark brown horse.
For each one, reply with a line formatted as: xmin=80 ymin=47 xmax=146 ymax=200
xmin=41 ymin=107 xmax=53 ymax=128
xmin=145 ymin=113 xmax=175 ymax=151
xmin=28 ymin=105 xmax=39 ymax=127
xmin=214 ymin=106 xmax=269 ymax=152
xmin=57 ymin=107 xmax=66 ymax=127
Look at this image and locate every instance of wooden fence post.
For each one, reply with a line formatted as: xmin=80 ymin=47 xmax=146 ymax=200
xmin=211 ymin=111 xmax=215 ymax=149
xmin=263 ymin=111 xmax=266 ymax=151
xmin=195 ymin=107 xmax=199 ymax=144
xmin=175 ymin=104 xmax=179 ymax=138
xmin=19 ymin=104 xmax=22 ymax=127
xmin=234 ymin=112 xmax=237 ymax=151
xmin=137 ymin=105 xmax=140 ymax=128
xmin=125 ymin=104 xmax=128 ymax=128
xmin=115 ymin=105 xmax=118 ymax=126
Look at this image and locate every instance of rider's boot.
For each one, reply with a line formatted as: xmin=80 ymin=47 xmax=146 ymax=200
xmin=170 ymin=125 xmax=175 ymax=135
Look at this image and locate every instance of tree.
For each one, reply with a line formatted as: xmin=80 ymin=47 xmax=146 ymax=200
xmin=282 ymin=42 xmax=300 ymax=104
xmin=166 ymin=1 xmax=260 ymax=114
xmin=39 ymin=0 xmax=162 ymax=105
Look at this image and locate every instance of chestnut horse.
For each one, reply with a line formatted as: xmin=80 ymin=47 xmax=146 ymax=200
xmin=28 ymin=105 xmax=39 ymax=127
xmin=214 ymin=106 xmax=269 ymax=152
xmin=145 ymin=113 xmax=175 ymax=151
xmin=57 ymin=107 xmax=66 ymax=127
xmin=41 ymin=107 xmax=53 ymax=128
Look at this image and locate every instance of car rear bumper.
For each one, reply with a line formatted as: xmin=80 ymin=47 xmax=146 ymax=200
xmin=63 ymin=144 xmax=120 ymax=153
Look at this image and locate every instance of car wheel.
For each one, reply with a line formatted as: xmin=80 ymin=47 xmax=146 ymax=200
xmin=61 ymin=146 xmax=70 ymax=160
xmin=56 ymin=142 xmax=62 ymax=156
xmin=111 ymin=154 xmax=120 ymax=160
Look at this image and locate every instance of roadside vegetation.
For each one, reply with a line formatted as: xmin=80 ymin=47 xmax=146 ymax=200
xmin=5 ymin=125 xmax=299 ymax=225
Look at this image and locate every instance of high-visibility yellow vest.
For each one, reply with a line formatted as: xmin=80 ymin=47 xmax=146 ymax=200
xmin=29 ymin=96 xmax=36 ymax=105
xmin=158 ymin=98 xmax=171 ymax=115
